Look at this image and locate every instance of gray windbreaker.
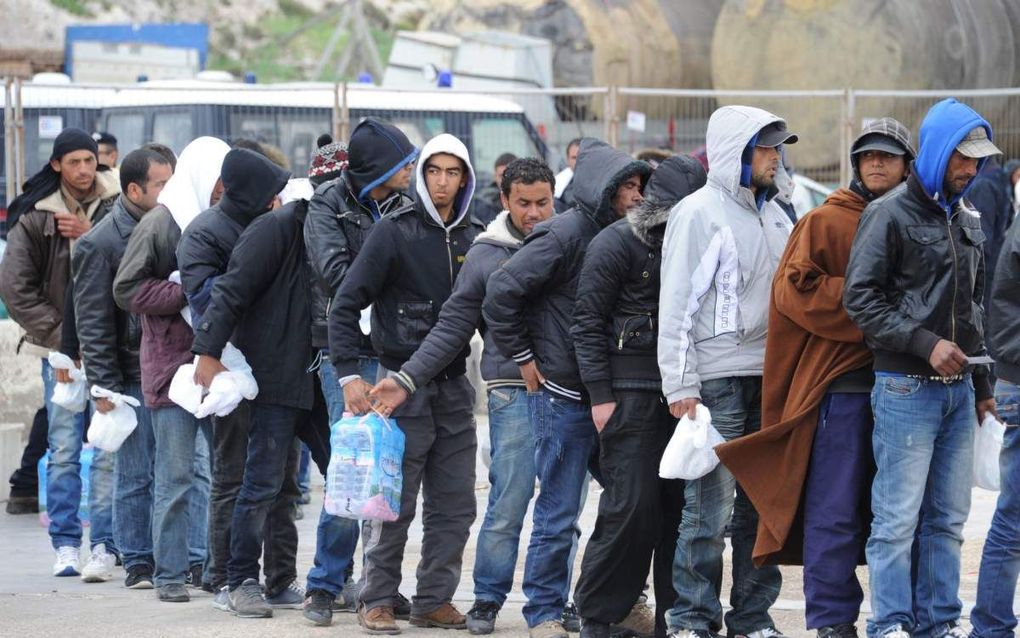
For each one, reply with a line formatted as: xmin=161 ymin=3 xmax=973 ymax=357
xmin=658 ymin=105 xmax=794 ymax=403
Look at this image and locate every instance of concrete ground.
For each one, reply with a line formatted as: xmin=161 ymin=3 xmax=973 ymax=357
xmin=0 ymin=414 xmax=1006 ymax=637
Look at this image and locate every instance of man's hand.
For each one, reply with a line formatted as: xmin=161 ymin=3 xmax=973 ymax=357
xmin=53 ymin=212 xmax=92 ymax=239
xmin=55 ymin=359 xmax=81 ymax=384
xmin=369 ymin=378 xmax=409 ymax=417
xmin=342 ymin=378 xmax=374 ymax=416
xmin=94 ymin=397 xmax=115 ymax=414
xmin=928 ymin=339 xmax=967 ymax=377
xmin=519 ymin=361 xmax=546 ymax=392
xmin=977 ymin=398 xmax=999 ymax=423
xmin=591 ymin=402 xmax=617 ymax=433
xmin=669 ymin=397 xmax=701 ymax=420
xmin=194 ymin=354 xmax=228 ymax=388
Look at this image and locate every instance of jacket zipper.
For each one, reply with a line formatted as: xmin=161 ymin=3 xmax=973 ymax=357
xmin=617 ymin=313 xmax=654 ymax=350
xmin=445 ymin=232 xmax=454 ymax=285
xmin=947 ymin=215 xmax=958 ymax=343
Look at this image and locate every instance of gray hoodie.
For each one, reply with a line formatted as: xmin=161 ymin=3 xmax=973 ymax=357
xmin=658 ymin=105 xmax=794 ymax=403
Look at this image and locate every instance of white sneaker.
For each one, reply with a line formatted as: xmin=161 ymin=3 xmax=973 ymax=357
xmin=81 ymin=543 xmax=115 ymax=582
xmin=53 ymin=546 xmax=80 ymax=577
xmin=881 ymin=625 xmax=912 ymax=638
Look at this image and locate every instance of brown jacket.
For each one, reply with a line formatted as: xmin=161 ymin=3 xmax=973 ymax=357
xmin=0 ymin=171 xmax=120 ymax=356
xmin=714 ymin=188 xmax=873 ymax=566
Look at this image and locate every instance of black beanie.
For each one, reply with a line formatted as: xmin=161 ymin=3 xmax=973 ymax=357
xmin=347 ymin=117 xmax=418 ymax=201
xmin=50 ymin=127 xmax=99 ymax=162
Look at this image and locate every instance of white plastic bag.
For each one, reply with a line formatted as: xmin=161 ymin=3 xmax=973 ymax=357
xmin=47 ymin=352 xmax=88 ymax=413
xmin=168 ymin=363 xmax=204 ymax=414
xmin=168 ymin=343 xmax=258 ymax=418
xmin=973 ymin=413 xmax=1006 ymax=491
xmin=659 ymin=404 xmax=725 ymax=480
xmin=87 ymin=386 xmax=141 ymax=452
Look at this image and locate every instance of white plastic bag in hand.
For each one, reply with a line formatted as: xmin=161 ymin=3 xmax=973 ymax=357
xmin=168 ymin=343 xmax=258 ymax=418
xmin=87 ymin=386 xmax=141 ymax=452
xmin=168 ymin=363 xmax=204 ymax=414
xmin=973 ymin=413 xmax=1006 ymax=491
xmin=659 ymin=404 xmax=725 ymax=480
xmin=47 ymin=351 xmax=88 ymax=413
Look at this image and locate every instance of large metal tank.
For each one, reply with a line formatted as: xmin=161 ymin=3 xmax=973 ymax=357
xmin=711 ymin=0 xmax=1020 ymax=172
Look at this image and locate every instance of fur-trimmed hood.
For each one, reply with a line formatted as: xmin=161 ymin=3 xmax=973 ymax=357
xmin=627 ymin=153 xmax=707 ymax=247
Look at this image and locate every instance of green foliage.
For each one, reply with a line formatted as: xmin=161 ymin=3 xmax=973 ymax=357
xmin=50 ymin=0 xmax=94 ymax=17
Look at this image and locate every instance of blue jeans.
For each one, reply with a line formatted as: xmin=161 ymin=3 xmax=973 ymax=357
xmin=151 ymin=404 xmax=212 ymax=587
xmin=305 ymin=355 xmax=378 ymax=597
xmin=970 ymin=380 xmax=1020 ymax=638
xmin=228 ymin=401 xmax=306 ymax=590
xmin=522 ymin=388 xmax=596 ymax=628
xmin=474 ymin=386 xmax=537 ymax=605
xmin=667 ymin=376 xmax=781 ymax=635
xmin=114 ymin=382 xmax=155 ymax=570
xmin=866 ymin=374 xmax=975 ymax=638
xmin=187 ymin=428 xmax=212 ymax=569
xmin=42 ymin=360 xmax=116 ymax=552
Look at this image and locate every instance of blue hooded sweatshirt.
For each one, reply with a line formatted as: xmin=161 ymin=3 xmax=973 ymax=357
xmin=914 ymin=98 xmax=994 ymax=215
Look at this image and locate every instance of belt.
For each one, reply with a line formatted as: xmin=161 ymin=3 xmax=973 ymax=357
xmin=905 ymin=373 xmax=967 ymax=385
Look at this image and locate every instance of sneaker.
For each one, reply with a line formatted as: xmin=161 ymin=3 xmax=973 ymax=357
xmin=212 ymin=586 xmax=231 ymax=611
xmin=612 ymin=600 xmax=655 ymax=638
xmin=52 ymin=546 xmax=80 ymax=577
xmin=668 ymin=630 xmax=716 ymax=638
xmin=581 ymin=619 xmax=612 ymax=638
xmin=531 ymin=620 xmax=570 ymax=638
xmin=333 ymin=577 xmax=362 ymax=612
xmin=81 ymin=543 xmax=115 ymax=583
xmin=393 ymin=592 xmax=412 ymax=621
xmin=299 ymin=491 xmax=312 ymax=505
xmin=185 ymin=563 xmax=204 ymax=588
xmin=359 ymin=603 xmax=401 ymax=635
xmin=228 ymin=578 xmax=273 ymax=618
xmin=739 ymin=629 xmax=789 ymax=638
xmin=563 ymin=603 xmax=581 ymax=633
xmin=5 ymin=493 xmax=39 ymax=514
xmin=265 ymin=579 xmax=305 ymax=609
xmin=409 ymin=602 xmax=467 ymax=629
xmin=157 ymin=583 xmax=190 ymax=603
xmin=818 ymin=624 xmax=859 ymax=638
xmin=303 ymin=589 xmax=335 ymax=626
xmin=936 ymin=624 xmax=966 ymax=638
xmin=879 ymin=626 xmax=911 ymax=638
xmin=466 ymin=600 xmax=501 ymax=635
xmin=124 ymin=564 xmax=154 ymax=589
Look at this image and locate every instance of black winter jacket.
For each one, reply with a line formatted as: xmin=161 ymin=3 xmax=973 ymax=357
xmin=572 ymin=154 xmax=707 ymax=405
xmin=988 ymin=216 xmax=1020 ymax=385
xmin=192 ymin=201 xmax=316 ymax=410
xmin=399 ymin=211 xmax=524 ymax=393
xmin=329 ymin=198 xmax=483 ymax=379
xmin=304 ymin=172 xmax=410 ymax=350
xmin=844 ymin=173 xmax=992 ymax=400
xmin=482 ymin=138 xmax=651 ymax=402
xmin=71 ymin=195 xmax=144 ymax=393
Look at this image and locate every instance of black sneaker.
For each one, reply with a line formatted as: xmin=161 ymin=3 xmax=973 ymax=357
xmin=466 ymin=600 xmax=501 ymax=635
xmin=563 ymin=603 xmax=581 ymax=633
xmin=394 ymin=591 xmax=411 ymax=620
xmin=5 ymin=493 xmax=39 ymax=514
xmin=582 ymin=619 xmax=612 ymax=638
xmin=303 ymin=589 xmax=335 ymax=626
xmin=228 ymin=578 xmax=273 ymax=618
xmin=125 ymin=565 xmax=154 ymax=589
xmin=157 ymin=583 xmax=190 ymax=603
xmin=818 ymin=625 xmax=858 ymax=638
xmin=186 ymin=563 xmax=204 ymax=588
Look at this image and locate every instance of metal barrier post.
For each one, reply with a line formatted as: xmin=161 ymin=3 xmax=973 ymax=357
xmin=339 ymin=82 xmax=350 ymax=142
xmin=4 ymin=78 xmax=15 ymax=204
xmin=13 ymin=78 xmax=24 ymax=197
xmin=840 ymin=87 xmax=853 ymax=186
xmin=605 ymin=84 xmax=619 ymax=147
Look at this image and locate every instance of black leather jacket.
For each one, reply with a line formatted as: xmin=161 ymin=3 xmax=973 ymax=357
xmin=304 ymin=172 xmax=410 ymax=351
xmin=844 ymin=174 xmax=992 ymax=400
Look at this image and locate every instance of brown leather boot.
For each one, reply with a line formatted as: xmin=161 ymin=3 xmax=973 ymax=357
xmin=409 ymin=602 xmax=467 ymax=629
xmin=358 ymin=603 xmax=401 ymax=635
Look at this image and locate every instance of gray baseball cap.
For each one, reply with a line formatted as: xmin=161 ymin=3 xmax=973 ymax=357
xmin=756 ymin=121 xmax=799 ymax=147
xmin=956 ymin=126 xmax=1001 ymax=159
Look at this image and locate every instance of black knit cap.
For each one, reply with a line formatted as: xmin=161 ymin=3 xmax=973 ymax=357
xmin=52 ymin=127 xmax=99 ymax=162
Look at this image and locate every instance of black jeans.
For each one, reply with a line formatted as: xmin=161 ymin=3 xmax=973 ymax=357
xmin=207 ymin=401 xmax=300 ymax=595
xmin=9 ymin=406 xmax=49 ymax=496
xmin=575 ymin=391 xmax=685 ymax=635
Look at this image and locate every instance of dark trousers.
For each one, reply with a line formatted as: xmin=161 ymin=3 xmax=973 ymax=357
xmin=803 ymin=392 xmax=874 ymax=629
xmin=575 ymin=391 xmax=685 ymax=634
xmin=9 ymin=406 xmax=49 ymax=496
xmin=208 ymin=401 xmax=300 ymax=595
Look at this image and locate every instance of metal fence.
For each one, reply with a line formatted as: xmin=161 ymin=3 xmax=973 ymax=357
xmin=3 ymin=81 xmax=1020 ymax=221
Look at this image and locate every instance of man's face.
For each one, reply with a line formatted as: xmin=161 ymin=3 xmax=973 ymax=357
xmin=424 ymin=153 xmax=467 ymax=209
xmin=50 ymin=149 xmax=97 ymax=194
xmin=944 ymin=150 xmax=979 ymax=196
xmin=501 ymin=181 xmax=554 ymax=235
xmin=1009 ymin=167 xmax=1020 ymax=187
xmin=127 ymin=161 xmax=173 ymax=211
xmin=210 ymin=178 xmax=225 ymax=206
xmin=383 ymin=161 xmax=414 ymax=192
xmin=611 ymin=174 xmax=644 ymax=218
xmin=494 ymin=163 xmax=509 ymax=188
xmin=566 ymin=143 xmax=580 ymax=170
xmin=750 ymin=146 xmax=780 ymax=191
xmin=98 ymin=144 xmax=118 ymax=168
xmin=857 ymin=150 xmax=907 ymax=196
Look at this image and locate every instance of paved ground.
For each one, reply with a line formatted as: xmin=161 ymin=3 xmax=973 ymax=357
xmin=0 ymin=417 xmax=1006 ymax=637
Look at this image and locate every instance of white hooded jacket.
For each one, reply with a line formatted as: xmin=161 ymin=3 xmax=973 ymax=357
xmin=658 ymin=106 xmax=794 ymax=403
xmin=157 ymin=136 xmax=230 ymax=232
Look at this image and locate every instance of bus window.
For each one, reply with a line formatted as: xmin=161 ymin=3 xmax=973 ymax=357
xmin=152 ymin=111 xmax=194 ymax=155
xmin=470 ymin=117 xmax=539 ymax=174
xmin=104 ymin=112 xmax=145 ymax=159
xmin=386 ymin=119 xmax=429 ymax=151
xmin=230 ymin=112 xmax=275 ymax=145
xmin=278 ymin=111 xmax=330 ymax=172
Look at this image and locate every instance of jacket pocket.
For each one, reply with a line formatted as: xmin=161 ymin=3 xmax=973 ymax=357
xmin=612 ymin=312 xmax=656 ymax=352
xmin=961 ymin=226 xmax=986 ymax=247
xmin=395 ymin=301 xmax=434 ymax=348
xmin=906 ymin=225 xmax=947 ymax=246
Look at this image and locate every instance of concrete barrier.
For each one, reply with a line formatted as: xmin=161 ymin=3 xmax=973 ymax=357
xmin=0 ymin=319 xmax=44 ymax=437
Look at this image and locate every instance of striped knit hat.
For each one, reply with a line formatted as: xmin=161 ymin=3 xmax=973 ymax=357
xmin=308 ymin=134 xmax=349 ymax=186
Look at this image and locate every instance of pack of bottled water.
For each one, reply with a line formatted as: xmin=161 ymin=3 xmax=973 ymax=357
xmin=325 ymin=412 xmax=405 ymax=522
